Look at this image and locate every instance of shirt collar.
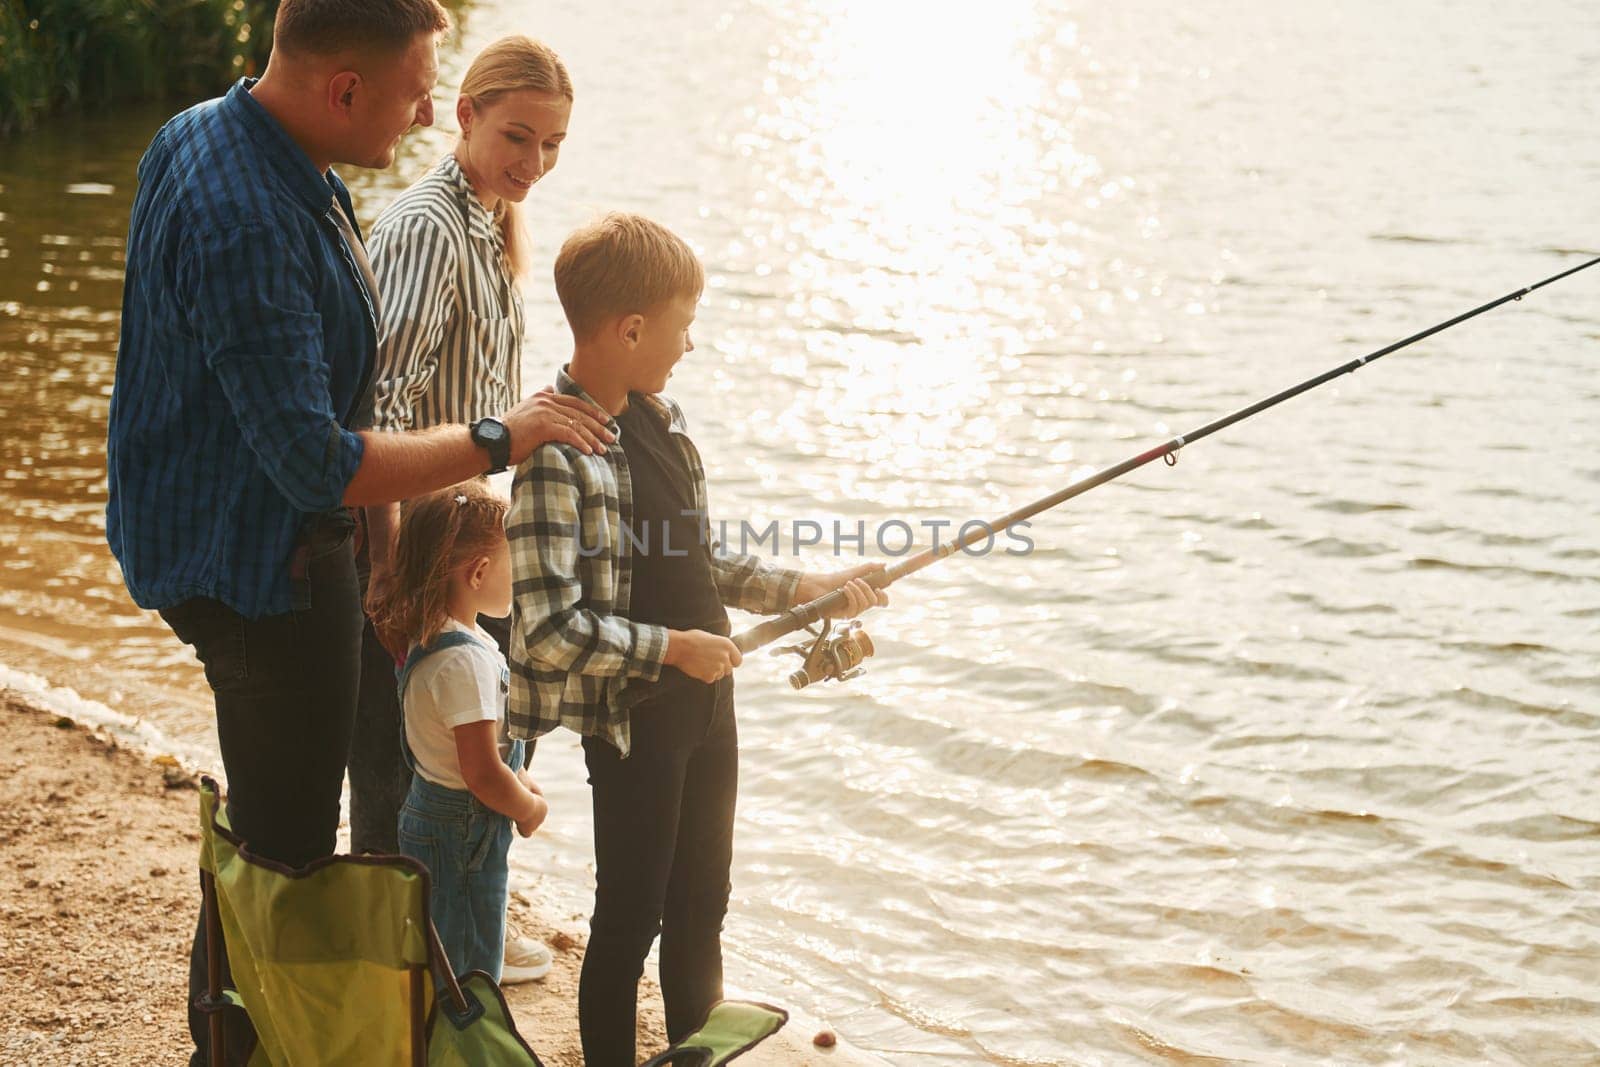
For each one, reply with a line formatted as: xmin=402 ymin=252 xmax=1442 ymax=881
xmin=630 ymin=391 xmax=686 ymax=435
xmin=555 ymin=367 xmax=623 ymax=438
xmin=438 ymin=154 xmax=500 ymax=247
xmin=220 ymin=78 xmax=339 ymax=216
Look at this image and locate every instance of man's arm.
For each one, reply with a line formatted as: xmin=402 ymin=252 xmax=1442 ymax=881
xmin=179 ymin=221 xmax=612 ymax=514
xmin=343 ymin=392 xmax=614 ymax=506
xmin=179 ymin=221 xmax=365 ymax=513
xmin=343 ymin=424 xmax=488 ymax=506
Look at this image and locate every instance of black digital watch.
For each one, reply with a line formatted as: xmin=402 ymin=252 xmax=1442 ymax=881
xmin=469 ymin=417 xmax=511 ymax=475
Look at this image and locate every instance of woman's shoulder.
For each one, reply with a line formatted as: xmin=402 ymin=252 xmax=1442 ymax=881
xmin=371 ymin=158 xmax=472 ymax=247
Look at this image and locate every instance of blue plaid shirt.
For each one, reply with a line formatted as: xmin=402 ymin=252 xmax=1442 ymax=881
xmin=106 ymin=80 xmax=375 ymax=618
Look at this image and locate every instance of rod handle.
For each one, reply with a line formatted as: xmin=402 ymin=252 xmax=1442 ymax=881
xmin=732 ymin=564 xmax=899 ymax=654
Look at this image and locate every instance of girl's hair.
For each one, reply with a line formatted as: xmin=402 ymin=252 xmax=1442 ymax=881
xmin=367 ymin=479 xmax=509 ymax=650
xmin=458 ymin=35 xmax=574 ymax=280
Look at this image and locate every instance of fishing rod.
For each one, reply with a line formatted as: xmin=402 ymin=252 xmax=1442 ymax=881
xmin=745 ymin=254 xmax=1600 ymax=688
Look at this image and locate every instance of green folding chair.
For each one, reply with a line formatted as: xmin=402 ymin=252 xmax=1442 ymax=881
xmin=196 ymin=776 xmax=540 ymax=1065
xmin=196 ymin=777 xmax=787 ymax=1065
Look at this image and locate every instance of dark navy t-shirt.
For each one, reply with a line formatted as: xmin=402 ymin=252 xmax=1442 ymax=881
xmin=615 ymin=394 xmax=730 ymax=639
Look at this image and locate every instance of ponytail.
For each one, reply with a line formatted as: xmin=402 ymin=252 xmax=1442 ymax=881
xmin=367 ymin=480 xmax=509 ymax=652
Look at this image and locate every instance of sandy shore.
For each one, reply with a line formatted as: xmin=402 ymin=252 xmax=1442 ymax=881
xmin=0 ymin=692 xmax=883 ymax=1065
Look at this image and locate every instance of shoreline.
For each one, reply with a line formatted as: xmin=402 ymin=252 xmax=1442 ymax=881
xmin=0 ymin=689 xmax=887 ymax=1065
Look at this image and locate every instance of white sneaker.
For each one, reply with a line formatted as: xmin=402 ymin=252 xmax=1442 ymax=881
xmin=501 ymin=921 xmax=553 ymax=983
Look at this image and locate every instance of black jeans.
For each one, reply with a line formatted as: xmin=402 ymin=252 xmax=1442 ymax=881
xmin=579 ymin=676 xmax=738 ymax=1067
xmin=160 ymin=516 xmax=363 ymax=1066
xmin=348 ymin=610 xmax=525 ymax=854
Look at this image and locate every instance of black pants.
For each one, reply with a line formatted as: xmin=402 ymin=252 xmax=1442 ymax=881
xmin=348 ymin=610 xmax=524 ymax=854
xmin=579 ymin=676 xmax=738 ymax=1067
xmin=160 ymin=520 xmax=363 ymax=1067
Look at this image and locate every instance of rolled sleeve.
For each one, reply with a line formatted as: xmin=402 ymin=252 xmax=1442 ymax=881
xmin=709 ymin=546 xmax=806 ymax=615
xmin=179 ymin=219 xmax=363 ymax=512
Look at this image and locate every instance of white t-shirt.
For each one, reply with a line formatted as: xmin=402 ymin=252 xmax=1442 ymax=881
xmin=402 ymin=619 xmax=508 ymax=790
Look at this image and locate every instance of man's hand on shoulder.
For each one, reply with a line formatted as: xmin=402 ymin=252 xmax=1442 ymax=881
xmin=504 ymin=388 xmax=613 ymax=465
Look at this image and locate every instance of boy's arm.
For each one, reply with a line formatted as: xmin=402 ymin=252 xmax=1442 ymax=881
xmin=709 ymin=538 xmax=887 ymax=618
xmin=509 ymin=446 xmax=670 ymax=679
xmin=706 ymin=535 xmax=807 ymax=615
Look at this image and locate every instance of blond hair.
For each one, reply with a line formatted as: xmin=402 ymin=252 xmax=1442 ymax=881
xmin=458 ymin=36 xmax=573 ymax=280
xmin=553 ymin=213 xmax=705 ymax=341
xmin=366 ymin=480 xmax=508 ymax=651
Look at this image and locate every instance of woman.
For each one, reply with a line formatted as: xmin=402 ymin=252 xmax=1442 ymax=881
xmin=349 ymin=35 xmax=574 ymax=984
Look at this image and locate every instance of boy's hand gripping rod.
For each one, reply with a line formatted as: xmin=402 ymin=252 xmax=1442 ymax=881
xmin=737 ymin=255 xmax=1600 ymax=686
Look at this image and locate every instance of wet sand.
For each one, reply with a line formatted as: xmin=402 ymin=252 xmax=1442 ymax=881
xmin=0 ymin=692 xmax=881 ymax=1066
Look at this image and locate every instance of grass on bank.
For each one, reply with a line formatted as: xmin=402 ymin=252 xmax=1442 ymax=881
xmin=0 ymin=0 xmax=278 ymax=137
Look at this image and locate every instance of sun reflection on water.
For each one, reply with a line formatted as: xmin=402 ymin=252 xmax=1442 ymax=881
xmin=729 ymin=0 xmax=1103 ymax=498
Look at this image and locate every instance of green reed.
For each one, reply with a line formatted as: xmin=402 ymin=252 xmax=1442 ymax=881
xmin=0 ymin=0 xmax=278 ymax=137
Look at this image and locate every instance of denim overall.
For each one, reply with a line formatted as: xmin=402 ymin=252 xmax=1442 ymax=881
xmin=395 ymin=630 xmax=526 ymax=981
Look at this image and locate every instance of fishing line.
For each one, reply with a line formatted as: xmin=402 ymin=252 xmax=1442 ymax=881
xmin=742 ymin=255 xmax=1600 ymax=684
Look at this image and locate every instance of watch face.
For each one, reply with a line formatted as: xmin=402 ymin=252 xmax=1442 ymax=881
xmin=476 ymin=420 xmax=507 ymax=445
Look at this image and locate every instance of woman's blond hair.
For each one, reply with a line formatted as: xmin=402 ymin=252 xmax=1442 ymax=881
xmin=366 ymin=479 xmax=508 ymax=651
xmin=553 ymin=212 xmax=705 ymax=341
xmin=458 ymin=35 xmax=573 ymax=280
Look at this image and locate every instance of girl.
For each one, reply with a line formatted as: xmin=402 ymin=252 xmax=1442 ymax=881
xmin=351 ymin=35 xmax=575 ymax=979
xmin=367 ymin=480 xmax=549 ymax=980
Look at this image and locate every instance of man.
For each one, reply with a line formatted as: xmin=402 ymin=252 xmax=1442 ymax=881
xmin=104 ymin=2 xmax=611 ymax=1061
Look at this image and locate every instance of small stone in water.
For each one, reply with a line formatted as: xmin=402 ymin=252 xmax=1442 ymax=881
xmin=813 ymin=1029 xmax=836 ymax=1048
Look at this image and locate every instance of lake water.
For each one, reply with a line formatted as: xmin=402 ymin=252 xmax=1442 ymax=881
xmin=1 ymin=1 xmax=1597 ymax=1062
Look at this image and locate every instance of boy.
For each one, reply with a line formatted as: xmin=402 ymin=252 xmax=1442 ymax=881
xmin=506 ymin=212 xmax=885 ymax=1064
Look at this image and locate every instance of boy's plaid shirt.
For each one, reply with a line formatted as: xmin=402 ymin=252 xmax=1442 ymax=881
xmin=506 ymin=369 xmax=804 ymax=756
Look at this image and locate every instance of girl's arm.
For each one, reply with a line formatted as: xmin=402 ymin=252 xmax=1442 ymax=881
xmin=454 ymin=721 xmax=548 ymax=837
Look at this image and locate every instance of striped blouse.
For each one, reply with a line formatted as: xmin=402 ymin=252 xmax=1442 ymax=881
xmin=367 ymin=154 xmax=526 ymax=431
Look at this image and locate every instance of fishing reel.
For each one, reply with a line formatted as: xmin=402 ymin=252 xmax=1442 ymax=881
xmin=774 ymin=618 xmax=875 ymax=690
